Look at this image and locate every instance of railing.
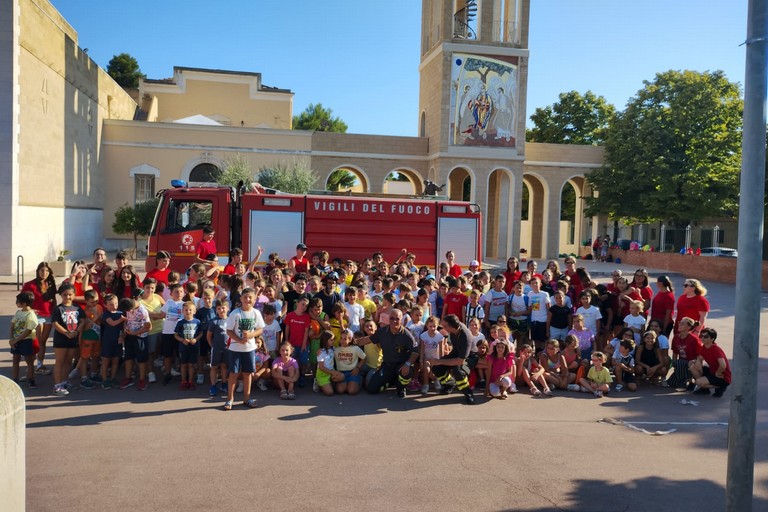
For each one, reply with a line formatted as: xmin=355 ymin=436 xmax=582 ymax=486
xmin=491 ymin=20 xmax=519 ymax=44
xmin=453 ymin=11 xmax=476 ymax=40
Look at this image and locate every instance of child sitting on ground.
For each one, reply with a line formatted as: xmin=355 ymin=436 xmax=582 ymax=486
xmin=579 ymin=351 xmax=612 ymax=398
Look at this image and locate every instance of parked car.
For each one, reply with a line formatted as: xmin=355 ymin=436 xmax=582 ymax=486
xmin=700 ymin=247 xmax=738 ymax=258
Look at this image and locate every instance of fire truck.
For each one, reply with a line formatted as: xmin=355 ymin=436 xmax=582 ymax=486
xmin=146 ymin=181 xmax=482 ymax=272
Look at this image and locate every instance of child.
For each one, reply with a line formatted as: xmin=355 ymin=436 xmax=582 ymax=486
xmin=635 ymin=331 xmax=666 ymax=385
xmin=515 ymin=343 xmax=551 ymax=397
xmin=562 ymin=335 xmax=582 ymax=390
xmin=10 ymin=292 xmax=38 ymax=388
xmin=487 ymin=340 xmax=516 ymax=398
xmin=375 ymin=292 xmax=395 ymax=328
xmin=343 ymin=286 xmax=365 ymax=332
xmin=538 ymin=339 xmax=566 ymax=392
xmin=419 ymin=316 xmax=444 ymax=393
xmin=174 ymin=301 xmax=202 ymax=390
xmin=160 ymin=283 xmax=185 ymax=385
xmin=527 ymin=277 xmax=550 ymax=353
xmin=406 ymin=307 xmax=425 ymax=340
xmin=139 ymin=278 xmax=165 ymax=384
xmin=315 ymin=331 xmax=343 ymax=396
xmin=51 ymin=284 xmax=83 ymax=396
xmin=329 ymin=302 xmax=350 ymax=345
xmin=207 ymin=299 xmax=229 ymax=397
xmin=121 ymin=297 xmax=152 ymax=390
xmin=624 ymin=300 xmax=647 ymax=344
xmin=568 ymin=314 xmax=595 ymax=364
xmin=647 ymin=319 xmax=671 ymax=370
xmin=608 ymin=328 xmax=636 ymax=365
xmin=613 ymin=339 xmax=637 ymax=392
xmin=505 ymin=280 xmax=529 ymax=344
xmin=442 ymin=277 xmax=468 ymax=322
xmin=546 ymin=291 xmax=572 ymax=342
xmin=464 ymin=290 xmax=485 ymax=325
xmin=334 ymin=329 xmax=366 ymax=395
xmin=100 ymin=294 xmax=125 ymax=389
xmin=271 ymin=342 xmax=299 ymax=399
xmin=473 ymin=338 xmax=491 ymax=391
xmin=689 ymin=328 xmax=731 ymax=398
xmin=76 ymin=289 xmax=103 ymax=389
xmin=284 ymin=297 xmax=312 ymax=384
xmin=224 ymin=288 xmax=265 ymax=410
xmin=307 ymin=297 xmax=330 ymax=378
xmin=579 ymin=351 xmax=612 ymax=398
xmin=575 ymin=290 xmax=603 ymax=349
xmin=260 ymin=303 xmax=282 ymax=361
xmin=359 ymin=319 xmax=382 ymax=386
xmin=195 ymin=290 xmax=217 ymax=385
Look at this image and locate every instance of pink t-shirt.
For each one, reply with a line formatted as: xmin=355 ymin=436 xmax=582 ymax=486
xmin=272 ymin=357 xmax=298 ymax=373
xmin=488 ymin=353 xmax=515 ymax=382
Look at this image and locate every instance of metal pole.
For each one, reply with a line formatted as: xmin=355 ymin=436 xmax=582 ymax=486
xmin=726 ymin=0 xmax=767 ymax=509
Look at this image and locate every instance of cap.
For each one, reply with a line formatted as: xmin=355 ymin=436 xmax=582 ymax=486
xmin=325 ymin=272 xmax=339 ymax=282
xmin=470 ymin=260 xmax=480 ymax=267
xmin=296 ymin=243 xmax=307 ymax=250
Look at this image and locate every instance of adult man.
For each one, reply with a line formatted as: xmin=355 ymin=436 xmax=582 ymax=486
xmin=87 ymin=248 xmax=110 ymax=287
xmin=315 ymin=273 xmax=342 ymax=316
xmin=427 ymin=314 xmax=475 ymax=404
xmin=356 ymin=309 xmax=418 ymax=398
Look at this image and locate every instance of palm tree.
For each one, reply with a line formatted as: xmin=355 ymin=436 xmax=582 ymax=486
xmin=326 ymin=169 xmax=358 ymax=191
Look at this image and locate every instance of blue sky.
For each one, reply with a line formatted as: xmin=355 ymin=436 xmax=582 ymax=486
xmin=51 ymin=0 xmax=748 ymax=137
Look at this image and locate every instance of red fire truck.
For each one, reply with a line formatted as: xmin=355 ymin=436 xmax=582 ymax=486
xmin=146 ymin=181 xmax=482 ymax=272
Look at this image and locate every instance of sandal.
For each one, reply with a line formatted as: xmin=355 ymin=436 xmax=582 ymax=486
xmin=532 ymin=389 xmax=542 ymax=397
xmin=287 ymin=392 xmax=296 ymax=400
xmin=223 ymin=400 xmax=233 ymax=411
xmin=244 ymin=398 xmax=258 ymax=408
xmin=280 ymin=390 xmax=289 ymax=400
xmin=543 ymin=389 xmax=554 ymax=396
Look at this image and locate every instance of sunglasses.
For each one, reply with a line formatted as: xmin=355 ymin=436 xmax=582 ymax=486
xmin=683 ymin=284 xmax=693 ymax=287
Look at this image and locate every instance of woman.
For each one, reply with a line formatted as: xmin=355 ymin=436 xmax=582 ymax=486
xmin=631 ymin=268 xmax=653 ymax=312
xmin=650 ymin=275 xmax=675 ymax=336
xmin=502 ymin=257 xmax=521 ymax=294
xmin=114 ymin=264 xmax=143 ymax=299
xmin=675 ymin=278 xmax=709 ymax=335
xmin=21 ymin=262 xmax=57 ymax=375
xmin=667 ymin=317 xmax=702 ymax=390
xmin=64 ymin=260 xmax=91 ymax=309
xmin=545 ymin=260 xmax=562 ymax=282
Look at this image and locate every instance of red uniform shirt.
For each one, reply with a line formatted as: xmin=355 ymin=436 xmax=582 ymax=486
xmin=650 ymin=290 xmax=675 ymax=323
xmin=283 ymin=311 xmax=310 ymax=348
xmin=448 ymin=264 xmax=463 ymax=278
xmin=699 ymin=343 xmax=731 ymax=384
xmin=676 ymin=294 xmax=710 ymax=326
xmin=672 ymin=332 xmax=701 ymax=361
xmin=443 ymin=292 xmax=469 ymax=320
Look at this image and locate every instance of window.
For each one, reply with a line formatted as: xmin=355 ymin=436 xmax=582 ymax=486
xmin=164 ymin=199 xmax=212 ymax=233
xmin=189 ymin=163 xmax=221 ymax=183
xmin=134 ymin=174 xmax=155 ymax=204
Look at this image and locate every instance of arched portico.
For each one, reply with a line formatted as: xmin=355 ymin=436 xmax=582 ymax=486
xmin=383 ymin=167 xmax=424 ymax=195
xmin=324 ymin=165 xmax=369 ymax=193
xmin=447 ymin=166 xmax=474 ymax=202
xmin=485 ymin=168 xmax=515 ymax=259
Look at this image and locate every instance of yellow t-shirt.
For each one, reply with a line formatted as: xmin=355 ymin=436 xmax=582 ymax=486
xmin=587 ymin=366 xmax=613 ymax=385
xmin=140 ymin=293 xmax=165 ymax=335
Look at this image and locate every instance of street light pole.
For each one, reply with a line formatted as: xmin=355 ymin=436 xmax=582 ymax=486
xmin=726 ymin=0 xmax=767 ymax=510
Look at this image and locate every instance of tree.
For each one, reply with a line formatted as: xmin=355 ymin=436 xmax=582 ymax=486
xmin=585 ymin=70 xmax=742 ymax=223
xmin=112 ymin=198 xmax=159 ymax=256
xmin=526 ymin=90 xmax=615 ymax=145
xmin=107 ymin=53 xmax=144 ymax=89
xmin=292 ymin=103 xmax=348 ymax=132
xmin=256 ymin=161 xmax=317 ymax=194
xmin=217 ymin=153 xmax=255 ymax=191
xmin=325 ymin=169 xmax=358 ymax=191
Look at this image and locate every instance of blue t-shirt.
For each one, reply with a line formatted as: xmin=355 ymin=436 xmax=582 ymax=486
xmin=175 ymin=318 xmax=201 ymax=341
xmin=207 ymin=317 xmax=229 ymax=351
xmin=101 ymin=310 xmax=124 ymax=346
xmin=195 ymin=306 xmax=216 ymax=335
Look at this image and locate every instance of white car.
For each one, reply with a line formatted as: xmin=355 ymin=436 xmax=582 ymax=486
xmin=700 ymin=247 xmax=738 ymax=258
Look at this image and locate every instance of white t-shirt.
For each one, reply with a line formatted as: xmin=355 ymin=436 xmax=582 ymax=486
xmin=226 ymin=308 xmax=265 ymax=353
xmin=527 ymin=291 xmax=550 ymax=323
xmin=262 ymin=320 xmax=281 ymax=352
xmin=334 ymin=345 xmax=366 ymax=371
xmin=161 ymin=300 xmax=185 ymax=334
xmin=344 ymin=302 xmax=365 ymax=330
xmin=468 ymin=332 xmax=485 ymax=353
xmin=407 ymin=320 xmax=425 ymax=340
xmin=482 ymin=289 xmax=508 ymax=321
xmin=576 ymin=305 xmax=603 ymax=335
xmin=623 ymin=314 xmax=646 ymax=344
xmin=657 ymin=334 xmax=670 ymax=350
xmin=420 ymin=331 xmax=444 ymax=360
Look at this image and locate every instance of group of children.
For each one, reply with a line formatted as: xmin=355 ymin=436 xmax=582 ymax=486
xmin=9 ymin=244 xmax=731 ymax=408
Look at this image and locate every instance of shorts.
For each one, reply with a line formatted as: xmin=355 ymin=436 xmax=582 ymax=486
xmin=549 ymin=326 xmax=569 ymax=341
xmin=309 ymin=338 xmax=320 ymax=364
xmin=341 ymin=370 xmax=362 ymax=384
xmin=178 ymin=342 xmax=200 ymax=364
xmin=53 ymin=335 xmax=78 ymax=349
xmin=145 ymin=333 xmax=160 ymax=354
xmin=316 ymin=370 xmax=332 ymax=387
xmin=101 ymin=337 xmax=122 ymax=359
xmin=618 ymin=369 xmax=635 ymax=384
xmin=161 ymin=333 xmax=177 ymax=358
xmin=702 ymin=366 xmax=729 ymax=388
xmin=124 ymin=335 xmax=149 ymax=363
xmin=292 ymin=346 xmax=309 ymax=366
xmin=79 ymin=339 xmax=101 ymax=359
xmin=530 ymin=321 xmax=547 ymax=342
xmin=11 ymin=338 xmax=34 ymax=356
xmin=507 ymin=318 xmax=529 ymax=334
xmin=228 ymin=350 xmax=256 ymax=374
xmin=37 ymin=316 xmax=51 ymax=325
xmin=198 ymin=335 xmax=211 ymax=358
xmin=210 ymin=346 xmax=228 ymax=367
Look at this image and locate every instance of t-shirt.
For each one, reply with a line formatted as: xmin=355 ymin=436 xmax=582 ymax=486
xmin=140 ymin=293 xmax=165 ymax=335
xmin=623 ymin=314 xmax=646 ymax=343
xmin=52 ymin=304 xmax=81 ymax=344
xmin=699 ymin=343 xmax=731 ymax=384
xmin=488 ymin=353 xmax=514 ymax=382
xmin=445 ymin=323 xmax=473 ymax=360
xmin=317 ymin=347 xmax=335 ymax=372
xmin=101 ymin=310 xmax=124 ymax=347
xmin=145 ymin=267 xmax=171 ymax=285
xmin=358 ymin=298 xmax=377 ymax=319
xmin=464 ymin=303 xmax=485 ymax=322
xmin=587 ymin=366 xmax=613 ymax=385
xmin=207 ymin=317 xmax=229 ymax=351
xmin=370 ymin=326 xmax=418 ymax=365
xmin=650 ymin=291 xmax=675 ymax=324
xmin=175 ymin=317 xmax=201 ymax=342
xmin=12 ymin=309 xmax=38 ymax=340
xmin=284 ymin=311 xmax=311 ymax=348
xmin=126 ymin=305 xmax=150 ymax=338
xmin=283 ymin=290 xmax=313 ymax=314
xmin=528 ymin=291 xmax=550 ymax=323
xmin=334 ymin=345 xmax=366 ymax=371
xmin=195 ymin=306 xmax=217 ymax=336
xmin=420 ymin=330 xmax=444 ymax=360
xmin=576 ymin=305 xmax=602 ymax=335
xmin=468 ymin=332 xmax=485 ymax=354
xmin=548 ymin=304 xmax=571 ymax=330
xmin=226 ymin=308 xmax=265 ymax=353
xmin=161 ymin=300 xmax=185 ymax=334
xmin=568 ymin=328 xmax=595 ymax=352
xmin=443 ymin=292 xmax=469 ymax=319
xmin=448 ymin=264 xmax=463 ymax=278
xmin=272 ymin=357 xmax=299 ymax=373
xmin=315 ymin=290 xmax=342 ymax=316
xmin=482 ymin=289 xmax=508 ymax=321
xmin=507 ymin=294 xmax=528 ymax=320
xmin=676 ymin=294 xmax=710 ymax=326
xmin=672 ymin=333 xmax=702 ymax=361
xmin=615 ymin=352 xmax=635 ymax=369
xmin=407 ymin=321 xmax=425 ymax=340
xmin=344 ymin=302 xmax=365 ymax=330
xmin=196 ymin=239 xmax=217 ymax=261
xmin=262 ymin=320 xmax=281 ymax=352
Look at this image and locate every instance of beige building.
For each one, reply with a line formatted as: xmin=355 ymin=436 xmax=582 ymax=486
xmin=1 ymin=0 xmax=608 ymax=275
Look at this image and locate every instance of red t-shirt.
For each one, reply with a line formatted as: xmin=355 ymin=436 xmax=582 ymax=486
xmin=145 ymin=267 xmax=170 ymax=285
xmin=699 ymin=343 xmax=731 ymax=384
xmin=443 ymin=292 xmax=469 ymax=319
xmin=650 ymin=290 xmax=675 ymax=324
xmin=283 ymin=311 xmax=311 ymax=348
xmin=672 ymin=332 xmax=701 ymax=361
xmin=21 ymin=280 xmax=55 ymax=317
xmin=291 ymin=256 xmax=309 ymax=274
xmin=637 ymin=285 xmax=653 ymax=306
xmin=196 ymin=239 xmax=217 ymax=261
xmin=502 ymin=270 xmax=522 ymax=294
xmin=222 ymin=264 xmax=236 ymax=275
xmin=566 ymin=270 xmax=583 ymax=299
xmin=448 ymin=264 xmax=463 ymax=278
xmin=616 ymin=289 xmax=643 ymax=319
xmin=676 ymin=294 xmax=710 ymax=327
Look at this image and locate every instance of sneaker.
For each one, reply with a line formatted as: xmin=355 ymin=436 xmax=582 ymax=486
xmin=464 ymin=393 xmax=475 ymax=404
xmin=188 ymin=382 xmax=196 ymax=391
xmin=713 ymin=387 xmax=726 ymax=398
xmin=137 ymin=379 xmax=148 ymax=391
xmin=397 ymin=387 xmax=406 ymax=398
xmin=209 ymin=385 xmax=218 ymax=397
xmin=119 ymin=378 xmax=134 ymax=389
xmin=257 ymin=379 xmax=268 ymax=391
xmin=68 ymin=367 xmax=80 ymax=380
xmin=28 ymin=379 xmax=37 ymax=389
xmin=53 ymin=385 xmax=69 ymax=396
xmin=223 ymin=400 xmax=233 ymax=411
xmin=170 ymin=368 xmax=181 ymax=377
xmin=567 ymin=384 xmax=581 ymax=392
xmin=102 ymin=379 xmax=114 ymax=390
xmin=19 ymin=375 xmax=27 ymax=382
xmin=407 ymin=381 xmax=421 ymax=392
xmin=80 ymin=378 xmax=96 ymax=390
xmin=236 ymin=382 xmax=243 ymax=393
xmin=509 ymin=383 xmax=518 ymax=394
xmin=433 ymin=379 xmax=442 ymax=391
xmin=245 ymin=398 xmax=258 ymax=408
xmin=179 ymin=381 xmax=189 ymax=390
xmin=595 ymin=390 xmax=603 ymax=398
xmin=220 ymin=382 xmax=228 ymax=393
xmin=615 ymin=384 xmax=623 ymax=392
xmin=420 ymin=384 xmax=430 ymax=394
xmin=543 ymin=389 xmax=554 ymax=396
xmin=35 ymin=365 xmax=52 ymax=375
xmin=312 ymin=379 xmax=319 ymax=393
xmin=90 ymin=374 xmax=103 ymax=383
xmin=153 ymin=357 xmax=163 ymax=368
xmin=440 ymin=383 xmax=455 ymax=395
xmin=162 ymin=373 xmax=173 ymax=386
xmin=147 ymin=372 xmax=157 ymax=383
xmin=196 ymin=374 xmax=205 ymax=385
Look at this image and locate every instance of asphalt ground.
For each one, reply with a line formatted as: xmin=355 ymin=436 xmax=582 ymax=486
xmin=2 ymin=261 xmax=767 ymax=511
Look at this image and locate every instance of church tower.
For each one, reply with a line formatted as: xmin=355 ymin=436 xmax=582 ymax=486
xmin=419 ymin=0 xmax=530 ymax=260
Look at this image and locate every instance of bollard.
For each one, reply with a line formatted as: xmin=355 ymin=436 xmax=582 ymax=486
xmin=0 ymin=376 xmax=25 ymax=511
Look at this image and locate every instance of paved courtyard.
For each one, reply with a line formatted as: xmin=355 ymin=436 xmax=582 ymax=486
xmin=2 ymin=262 xmax=767 ymax=511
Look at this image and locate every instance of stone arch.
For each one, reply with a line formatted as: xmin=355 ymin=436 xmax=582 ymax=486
xmin=419 ymin=110 xmax=427 ymax=137
xmin=447 ymin=165 xmax=476 ymax=202
xmin=324 ymin=164 xmax=370 ymax=193
xmin=428 ymin=166 xmax=437 ymax=182
xmin=383 ymin=167 xmax=425 ymax=195
xmin=485 ymin=167 xmax=515 ymax=259
xmin=558 ymin=175 xmax=587 ymax=256
xmin=181 ymin=154 xmax=224 ymax=184
xmin=521 ymin=172 xmax=549 ymax=259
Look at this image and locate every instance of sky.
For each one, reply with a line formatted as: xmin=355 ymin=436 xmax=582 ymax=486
xmin=50 ymin=0 xmax=749 ymax=137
